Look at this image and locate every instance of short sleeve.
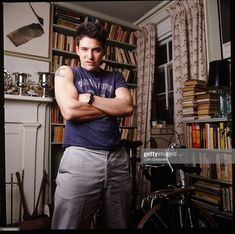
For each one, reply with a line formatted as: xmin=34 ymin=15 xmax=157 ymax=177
xmin=114 ymin=71 xmax=127 ymax=90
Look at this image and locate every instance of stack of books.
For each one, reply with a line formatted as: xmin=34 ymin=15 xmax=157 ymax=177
xmin=192 ymin=180 xmax=222 ymax=208
xmin=182 ymin=79 xmax=207 ymax=120
xmin=196 ymin=92 xmax=219 ymax=119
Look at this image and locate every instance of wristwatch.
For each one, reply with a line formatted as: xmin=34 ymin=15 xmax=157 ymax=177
xmin=88 ymin=93 xmax=94 ymax=105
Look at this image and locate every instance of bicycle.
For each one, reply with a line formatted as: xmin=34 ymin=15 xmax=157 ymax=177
xmin=136 ymin=144 xmax=218 ymax=229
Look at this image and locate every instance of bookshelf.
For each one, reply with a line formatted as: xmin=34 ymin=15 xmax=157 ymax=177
xmin=183 ymin=118 xmax=233 ymax=221
xmin=49 ymin=3 xmax=138 ymax=198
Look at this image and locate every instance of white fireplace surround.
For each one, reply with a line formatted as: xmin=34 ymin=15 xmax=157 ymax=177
xmin=4 ymin=94 xmax=52 ymax=225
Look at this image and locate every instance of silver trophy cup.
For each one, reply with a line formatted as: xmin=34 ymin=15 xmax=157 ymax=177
xmin=4 ymin=68 xmax=12 ymax=93
xmin=38 ymin=72 xmax=54 ymax=97
xmin=12 ymin=72 xmax=31 ymax=96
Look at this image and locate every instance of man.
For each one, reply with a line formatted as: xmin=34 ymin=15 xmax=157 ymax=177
xmin=51 ymin=22 xmax=134 ymax=229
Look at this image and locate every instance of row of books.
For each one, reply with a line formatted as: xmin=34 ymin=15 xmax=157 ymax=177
xmin=215 ymin=153 xmax=232 ymax=181
xmin=52 ymin=126 xmax=65 ymax=143
xmin=52 ymin=55 xmax=80 ymax=72
xmin=119 ymin=108 xmax=137 ymax=127
xmin=52 ymin=32 xmax=76 ymax=52
xmin=130 ymin=89 xmax=137 ymax=106
xmin=195 ymin=153 xmax=232 ymax=181
xmin=51 ymin=103 xmax=65 ymax=124
xmin=100 ymin=64 xmax=137 ymax=84
xmin=182 ymin=79 xmax=219 ymax=120
xmin=103 ymin=45 xmax=137 ymax=66
xmin=192 ymin=179 xmax=233 ymax=212
xmin=56 ymin=17 xmax=79 ymax=30
xmin=84 ymin=16 xmax=137 ymax=45
xmin=119 ymin=116 xmax=136 ymax=127
xmin=221 ymin=186 xmax=233 ymax=212
xmin=54 ymin=8 xmax=137 ymax=45
xmin=186 ymin=122 xmax=232 ymax=149
xmin=55 ymin=8 xmax=82 ymax=23
xmin=106 ymin=24 xmax=137 ymax=45
xmin=120 ymin=128 xmax=137 ymax=141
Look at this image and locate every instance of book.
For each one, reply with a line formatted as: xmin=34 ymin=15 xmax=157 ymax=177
xmin=182 ymin=104 xmax=198 ymax=109
xmin=197 ymin=103 xmax=218 ymax=110
xmin=197 ymin=99 xmax=218 ymax=104
xmin=183 ymin=95 xmax=197 ymax=101
xmin=197 ymin=93 xmax=218 ymax=100
xmin=182 ymin=107 xmax=197 ymax=113
xmin=55 ymin=12 xmax=81 ymax=24
xmin=194 ymin=180 xmax=221 ymax=194
xmin=56 ymin=18 xmax=79 ymax=30
xmin=219 ymin=122 xmax=226 ymax=149
xmin=197 ymin=115 xmax=212 ymax=120
xmin=184 ymin=79 xmax=207 ymax=86
xmin=194 ymin=190 xmax=221 ymax=205
xmin=194 ymin=91 xmax=207 ymax=95
xmin=197 ymin=109 xmax=218 ymax=115
xmin=191 ymin=123 xmax=200 ymax=148
xmin=183 ymin=91 xmax=199 ymax=96
xmin=182 ymin=85 xmax=207 ymax=92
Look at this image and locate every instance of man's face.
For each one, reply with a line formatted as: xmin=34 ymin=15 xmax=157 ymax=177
xmin=76 ymin=36 xmax=105 ymax=71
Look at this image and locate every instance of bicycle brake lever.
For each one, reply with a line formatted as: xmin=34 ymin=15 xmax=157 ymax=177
xmin=150 ymin=197 xmax=157 ymax=209
xmin=141 ymin=198 xmax=147 ymax=209
xmin=165 ymin=151 xmax=174 ymax=173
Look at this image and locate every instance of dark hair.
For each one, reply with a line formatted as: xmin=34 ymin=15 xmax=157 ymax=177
xmin=76 ymin=22 xmax=107 ymax=48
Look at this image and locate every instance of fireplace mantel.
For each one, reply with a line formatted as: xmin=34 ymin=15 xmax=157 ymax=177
xmin=4 ymin=94 xmax=52 ymax=224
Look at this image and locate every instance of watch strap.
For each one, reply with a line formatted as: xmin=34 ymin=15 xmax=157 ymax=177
xmin=88 ymin=93 xmax=94 ymax=105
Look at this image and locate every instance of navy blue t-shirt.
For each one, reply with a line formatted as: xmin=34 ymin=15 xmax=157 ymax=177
xmin=63 ymin=66 xmax=127 ymax=150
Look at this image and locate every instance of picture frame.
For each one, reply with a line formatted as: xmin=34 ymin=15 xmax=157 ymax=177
xmin=217 ymin=0 xmax=230 ymax=59
xmin=3 ymin=2 xmax=51 ymax=59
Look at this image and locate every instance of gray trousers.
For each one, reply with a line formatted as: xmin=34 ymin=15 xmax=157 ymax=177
xmin=51 ymin=146 xmax=132 ymax=229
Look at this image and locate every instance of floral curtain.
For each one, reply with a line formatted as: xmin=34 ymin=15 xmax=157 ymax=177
xmin=135 ymin=23 xmax=156 ymax=207
xmin=166 ymin=0 xmax=207 ymax=145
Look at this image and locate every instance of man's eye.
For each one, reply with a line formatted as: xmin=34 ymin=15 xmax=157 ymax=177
xmin=94 ymin=48 xmax=103 ymax=53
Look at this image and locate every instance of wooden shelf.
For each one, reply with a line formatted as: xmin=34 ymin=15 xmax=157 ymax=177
xmin=191 ymin=199 xmax=233 ymax=220
xmin=183 ymin=117 xmax=228 ymax=124
xmin=189 ymin=174 xmax=232 ymax=186
xmin=184 ymin=117 xmax=233 ymax=219
xmin=51 ymin=122 xmax=65 ymax=126
xmin=107 ymin=38 xmax=136 ymax=49
xmin=53 ymin=24 xmax=76 ymax=35
xmin=52 ymin=48 xmax=78 ymax=57
xmin=103 ymin=59 xmax=136 ymax=68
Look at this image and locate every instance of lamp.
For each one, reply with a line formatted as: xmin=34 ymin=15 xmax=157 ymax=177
xmin=207 ymin=60 xmax=231 ymax=117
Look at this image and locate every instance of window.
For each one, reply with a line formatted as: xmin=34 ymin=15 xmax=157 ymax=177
xmin=151 ymin=37 xmax=173 ymax=124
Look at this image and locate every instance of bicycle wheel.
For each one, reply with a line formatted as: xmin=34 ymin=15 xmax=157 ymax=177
xmin=137 ymin=199 xmax=217 ymax=229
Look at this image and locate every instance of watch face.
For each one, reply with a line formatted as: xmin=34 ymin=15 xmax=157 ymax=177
xmin=88 ymin=93 xmax=94 ymax=105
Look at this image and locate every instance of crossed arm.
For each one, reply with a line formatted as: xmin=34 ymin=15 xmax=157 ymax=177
xmin=54 ymin=65 xmax=134 ymax=121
